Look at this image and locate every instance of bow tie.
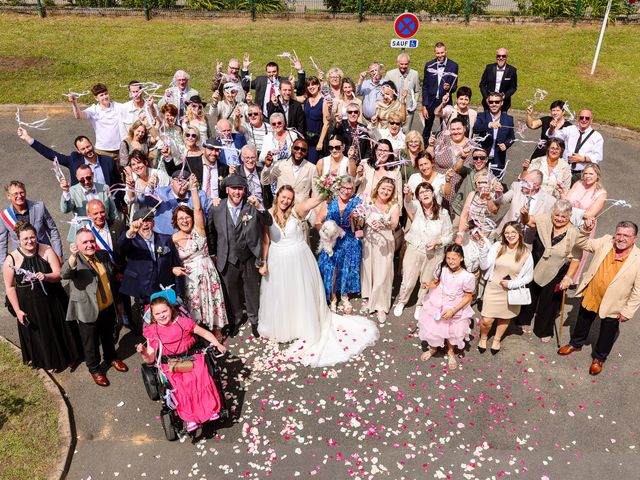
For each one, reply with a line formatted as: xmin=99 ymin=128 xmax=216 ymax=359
xmin=85 ymin=188 xmax=97 ymax=195
xmin=437 ymin=63 xmax=445 ymax=68
xmin=176 ymin=197 xmax=188 ymax=203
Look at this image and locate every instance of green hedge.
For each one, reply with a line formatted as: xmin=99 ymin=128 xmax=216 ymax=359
xmin=516 ymin=0 xmax=635 ymax=17
xmin=186 ymin=0 xmax=287 ymax=11
xmin=324 ymin=0 xmax=490 ymax=14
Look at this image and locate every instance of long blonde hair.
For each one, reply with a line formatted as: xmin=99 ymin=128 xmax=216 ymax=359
xmin=271 ymin=185 xmax=296 ymax=229
xmin=582 ymin=164 xmax=604 ymax=192
xmin=371 ymin=177 xmax=398 ymax=208
xmin=497 ymin=221 xmax=527 ymax=263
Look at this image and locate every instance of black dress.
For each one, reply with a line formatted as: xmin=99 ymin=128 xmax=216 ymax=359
xmin=11 ymin=249 xmax=82 ymax=370
xmin=530 ymin=117 xmax=572 ymax=159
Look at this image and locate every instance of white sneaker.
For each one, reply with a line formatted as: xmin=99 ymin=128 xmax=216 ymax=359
xmin=377 ymin=311 xmax=386 ymax=324
xmin=393 ymin=303 xmax=405 ymax=317
xmin=414 ymin=308 xmax=421 ymax=321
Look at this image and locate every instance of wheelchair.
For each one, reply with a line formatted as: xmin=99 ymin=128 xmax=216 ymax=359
xmin=140 ymin=289 xmax=230 ymax=441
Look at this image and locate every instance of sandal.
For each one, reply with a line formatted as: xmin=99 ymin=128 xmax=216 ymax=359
xmin=421 ymin=348 xmax=436 ymax=362
xmin=341 ymin=298 xmax=353 ymax=315
xmin=447 ymin=354 xmax=458 ymax=370
xmin=330 ymin=299 xmax=337 ymax=313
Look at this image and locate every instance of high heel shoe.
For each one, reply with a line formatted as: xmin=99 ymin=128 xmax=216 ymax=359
xmin=477 ymin=337 xmax=488 ymax=354
xmin=490 ymin=341 xmax=501 ymax=355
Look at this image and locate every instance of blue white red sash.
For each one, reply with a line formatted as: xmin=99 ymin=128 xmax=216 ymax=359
xmin=0 ymin=208 xmax=18 ymax=231
xmin=86 ymin=223 xmax=115 ymax=262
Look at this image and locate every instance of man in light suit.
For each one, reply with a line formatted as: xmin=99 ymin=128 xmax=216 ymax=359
xmin=266 ymin=79 xmax=306 ymax=136
xmin=473 ymin=92 xmax=515 ymax=178
xmin=558 ymin=219 xmax=640 ymax=376
xmin=117 ymin=207 xmax=180 ymax=336
xmin=140 ymin=170 xmax=208 ymax=235
xmin=479 ymin=48 xmax=518 ymax=111
xmin=261 ymin=138 xmax=317 ymax=203
xmin=62 ymin=229 xmax=128 ymax=387
xmin=241 ymin=56 xmax=306 ymax=117
xmin=493 ymin=170 xmax=556 ymax=245
xmin=386 ymin=52 xmax=421 ymax=133
xmin=206 ymin=175 xmax=272 ymax=338
xmin=60 ymin=165 xmax=117 ymax=241
xmin=1 ymin=180 xmax=62 ymax=265
xmin=422 ymin=42 xmax=459 ymax=140
xmin=158 ymin=69 xmax=199 ymax=123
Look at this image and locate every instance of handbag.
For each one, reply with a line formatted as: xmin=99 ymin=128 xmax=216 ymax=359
xmin=167 ymin=357 xmax=194 ymax=373
xmin=507 ymin=286 xmax=532 ymax=305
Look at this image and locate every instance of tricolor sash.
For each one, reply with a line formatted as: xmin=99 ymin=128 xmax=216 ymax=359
xmin=0 ymin=208 xmax=18 ymax=231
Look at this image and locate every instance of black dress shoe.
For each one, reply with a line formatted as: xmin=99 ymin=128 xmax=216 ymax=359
xmin=251 ymin=324 xmax=260 ymax=338
xmin=477 ymin=346 xmax=487 ymax=354
xmin=490 ymin=347 xmax=501 ymax=355
xmin=229 ymin=323 xmax=240 ymax=337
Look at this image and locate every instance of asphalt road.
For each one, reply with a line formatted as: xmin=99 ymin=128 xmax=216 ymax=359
xmin=1 ymin=107 xmax=639 ymax=479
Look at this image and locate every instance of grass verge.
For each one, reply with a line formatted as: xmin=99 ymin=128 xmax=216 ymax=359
xmin=0 ymin=341 xmax=60 ymax=480
xmin=0 ymin=14 xmax=639 ymax=130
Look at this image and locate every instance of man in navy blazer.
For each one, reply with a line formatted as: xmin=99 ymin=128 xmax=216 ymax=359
xmin=214 ymin=119 xmax=247 ymax=167
xmin=422 ymin=42 xmax=459 ymax=140
xmin=479 ymin=48 xmax=518 ymax=111
xmin=17 ymin=128 xmax=120 ymax=188
xmin=473 ymin=92 xmax=515 ymax=178
xmin=241 ymin=55 xmax=306 ymax=117
xmin=117 ymin=207 xmax=180 ymax=335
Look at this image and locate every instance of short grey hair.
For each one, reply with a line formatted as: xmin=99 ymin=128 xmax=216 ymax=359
xmin=241 ymin=144 xmax=257 ymax=158
xmin=341 ymin=175 xmax=354 ymax=187
xmin=173 ymin=70 xmax=190 ymax=81
xmin=269 ymin=112 xmax=285 ymax=124
xmin=551 ymin=199 xmax=573 ymax=217
xmin=397 ymin=53 xmax=410 ymax=62
xmin=617 ymin=221 xmax=638 ymax=236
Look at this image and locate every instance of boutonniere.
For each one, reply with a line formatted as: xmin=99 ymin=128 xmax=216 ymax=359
xmin=156 ymin=245 xmax=170 ymax=256
xmin=241 ymin=213 xmax=253 ymax=223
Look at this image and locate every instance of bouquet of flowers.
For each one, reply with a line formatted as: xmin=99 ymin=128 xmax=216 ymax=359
xmin=315 ymin=172 xmax=342 ymax=200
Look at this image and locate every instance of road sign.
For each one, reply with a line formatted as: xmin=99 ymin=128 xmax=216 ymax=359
xmin=390 ymin=39 xmax=419 ymax=49
xmin=393 ymin=12 xmax=420 ymax=39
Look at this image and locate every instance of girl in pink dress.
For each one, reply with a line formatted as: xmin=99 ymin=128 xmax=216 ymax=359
xmin=137 ymin=297 xmax=227 ymax=432
xmin=418 ymin=244 xmax=475 ymax=370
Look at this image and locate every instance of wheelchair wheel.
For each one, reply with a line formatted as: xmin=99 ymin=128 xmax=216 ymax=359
xmin=161 ymin=411 xmax=178 ymax=441
xmin=141 ymin=364 xmax=160 ymax=401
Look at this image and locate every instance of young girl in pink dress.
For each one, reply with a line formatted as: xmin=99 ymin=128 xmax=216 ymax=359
xmin=137 ymin=297 xmax=227 ymax=432
xmin=418 ymin=244 xmax=475 ymax=370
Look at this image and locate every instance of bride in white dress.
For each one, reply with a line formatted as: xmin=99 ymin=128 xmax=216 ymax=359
xmin=258 ymin=185 xmax=379 ymax=367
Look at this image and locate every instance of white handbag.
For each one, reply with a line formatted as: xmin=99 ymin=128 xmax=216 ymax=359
xmin=507 ymin=286 xmax=532 ymax=305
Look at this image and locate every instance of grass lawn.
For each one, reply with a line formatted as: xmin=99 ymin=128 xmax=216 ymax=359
xmin=0 ymin=341 xmax=60 ymax=480
xmin=0 ymin=14 xmax=639 ymax=130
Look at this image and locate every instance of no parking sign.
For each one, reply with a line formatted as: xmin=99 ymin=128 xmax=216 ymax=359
xmin=391 ymin=12 xmax=420 ymax=49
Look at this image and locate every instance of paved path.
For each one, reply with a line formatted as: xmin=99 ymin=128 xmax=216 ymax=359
xmin=1 ymin=108 xmax=639 ymax=479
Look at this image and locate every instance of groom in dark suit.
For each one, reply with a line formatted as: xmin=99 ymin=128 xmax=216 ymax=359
xmin=421 ymin=42 xmax=459 ymax=140
xmin=479 ymin=47 xmax=518 ymax=111
xmin=473 ymin=92 xmax=516 ymax=178
xmin=206 ymin=175 xmax=272 ymax=337
xmin=117 ymin=207 xmax=180 ymax=335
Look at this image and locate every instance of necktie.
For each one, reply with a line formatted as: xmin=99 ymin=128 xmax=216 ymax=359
xmin=268 ymin=82 xmax=275 ymax=103
xmin=89 ymin=257 xmax=109 ymax=307
xmin=574 ymin=131 xmax=584 ymax=154
xmin=205 ymin=165 xmax=212 ymax=197
xmin=232 ymin=207 xmax=240 ymax=225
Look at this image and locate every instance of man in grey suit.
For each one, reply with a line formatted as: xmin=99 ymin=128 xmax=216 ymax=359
xmin=60 ymin=165 xmax=117 ymax=241
xmin=206 ymin=175 xmax=272 ymax=338
xmin=0 ymin=180 xmax=62 ymax=266
xmin=62 ymin=229 xmax=128 ymax=387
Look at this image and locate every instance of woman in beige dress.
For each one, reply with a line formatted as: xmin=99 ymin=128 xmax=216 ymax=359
xmin=359 ymin=177 xmax=401 ymax=324
xmin=478 ymin=222 xmax=534 ymax=354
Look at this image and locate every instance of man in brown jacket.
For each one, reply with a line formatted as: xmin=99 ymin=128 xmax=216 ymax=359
xmin=558 ymin=219 xmax=640 ymax=375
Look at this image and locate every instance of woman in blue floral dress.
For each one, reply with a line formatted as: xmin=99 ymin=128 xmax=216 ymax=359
xmin=316 ymin=176 xmax=362 ymax=314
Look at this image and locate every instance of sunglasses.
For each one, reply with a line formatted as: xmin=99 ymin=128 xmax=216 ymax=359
xmin=488 ymin=100 xmax=502 ymax=105
xmin=184 ymin=133 xmax=198 ymax=139
xmin=292 ymin=145 xmax=308 ymax=153
xmin=347 ymin=110 xmax=359 ymax=114
xmin=191 ymin=104 xmax=202 ymax=109
xmin=78 ymin=176 xmax=92 ymax=182
xmin=496 ymin=55 xmax=507 ymax=59
xmin=472 ymin=156 xmax=487 ymax=161
xmin=579 ymin=116 xmax=592 ymax=120
xmin=389 ymin=121 xmax=402 ymax=126
xmin=271 ymin=122 xmax=284 ymax=126
xmin=247 ymin=112 xmax=260 ymax=117
xmin=328 ymin=145 xmax=342 ymax=151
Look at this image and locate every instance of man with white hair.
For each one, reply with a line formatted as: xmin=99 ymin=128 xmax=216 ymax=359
xmin=232 ymin=145 xmax=272 ymax=208
xmin=385 ymin=53 xmax=420 ymax=132
xmin=159 ymin=70 xmax=199 ymax=123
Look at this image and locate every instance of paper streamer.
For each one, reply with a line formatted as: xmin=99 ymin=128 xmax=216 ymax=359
xmin=15 ymin=108 xmax=49 ymax=130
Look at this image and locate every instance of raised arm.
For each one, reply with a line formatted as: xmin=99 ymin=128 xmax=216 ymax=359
xmin=294 ymin=194 xmax=325 ymax=220
xmin=69 ymin=94 xmax=89 ymax=120
xmin=189 ymin=174 xmax=206 ymax=235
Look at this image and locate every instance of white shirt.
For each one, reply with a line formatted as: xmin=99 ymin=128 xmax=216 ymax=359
xmin=263 ymin=79 xmax=280 ymax=116
xmin=407 ymin=172 xmax=446 ymax=206
xmin=495 ymin=68 xmax=506 ymax=92
xmin=243 ymin=121 xmax=271 ymax=154
xmin=62 ymin=186 xmax=98 ymax=202
xmin=202 ymin=162 xmax=220 ymax=199
xmin=119 ymin=99 xmax=145 ymax=139
xmin=94 ymin=224 xmax=113 ymax=250
xmin=403 ymin=202 xmax=453 ymax=251
xmin=244 ymin=167 xmax=263 ymax=202
xmin=84 ymin=102 xmax=125 ymax=150
xmin=227 ymin=201 xmax=243 ymax=225
xmin=378 ymin=129 xmax=406 ymax=153
xmin=489 ymin=112 xmax=500 ymax=158
xmin=548 ymin=125 xmax=604 ymax=171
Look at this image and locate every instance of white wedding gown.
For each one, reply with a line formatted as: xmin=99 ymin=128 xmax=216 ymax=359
xmin=258 ymin=213 xmax=379 ymax=367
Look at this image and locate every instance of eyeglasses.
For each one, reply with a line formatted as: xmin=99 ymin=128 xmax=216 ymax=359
xmin=579 ymin=116 xmax=591 ymax=120
xmin=329 ymin=76 xmax=340 ymax=80
xmin=184 ymin=133 xmax=198 ymax=139
xmin=347 ymin=110 xmax=359 ymax=115
xmin=78 ymin=176 xmax=92 ymax=183
xmin=8 ymin=191 xmax=26 ymax=198
xmin=488 ymin=100 xmax=502 ymax=105
xmin=247 ymin=112 xmax=260 ymax=117
xmin=271 ymin=122 xmax=284 ymax=126
xmin=229 ymin=66 xmax=240 ymax=71
xmin=496 ymin=55 xmax=507 ymax=59
xmin=389 ymin=121 xmax=402 ymax=126
xmin=472 ymin=155 xmax=487 ymax=161
xmin=292 ymin=145 xmax=308 ymax=153
xmin=328 ymin=145 xmax=342 ymax=151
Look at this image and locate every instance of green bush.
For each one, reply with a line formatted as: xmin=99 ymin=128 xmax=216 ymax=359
xmin=187 ymin=0 xmax=287 ymax=11
xmin=120 ymin=0 xmax=177 ymax=7
xmin=323 ymin=0 xmax=489 ymax=14
xmin=516 ymin=0 xmax=633 ymax=17
xmin=583 ymin=0 xmax=634 ymax=16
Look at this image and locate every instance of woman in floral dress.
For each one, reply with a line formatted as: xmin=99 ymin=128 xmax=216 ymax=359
xmin=171 ymin=175 xmax=227 ymax=339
